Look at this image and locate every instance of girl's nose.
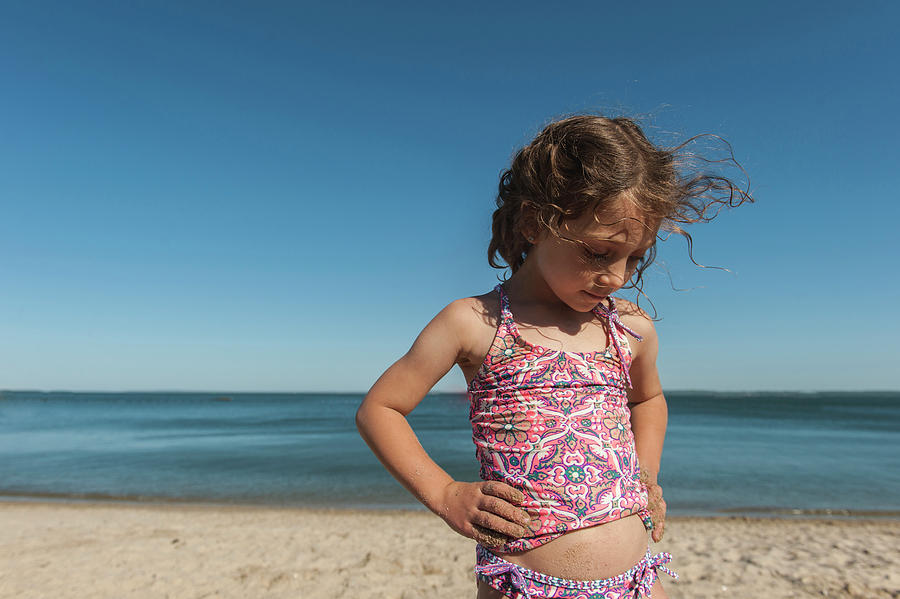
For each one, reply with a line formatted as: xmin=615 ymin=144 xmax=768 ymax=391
xmin=596 ymin=258 xmax=629 ymax=287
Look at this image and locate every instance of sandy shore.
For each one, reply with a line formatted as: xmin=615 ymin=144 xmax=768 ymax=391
xmin=1 ymin=501 xmax=898 ymax=599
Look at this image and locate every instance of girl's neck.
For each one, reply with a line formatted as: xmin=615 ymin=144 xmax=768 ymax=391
xmin=501 ymin=263 xmax=601 ymax=334
xmin=502 ymin=260 xmax=573 ymax=313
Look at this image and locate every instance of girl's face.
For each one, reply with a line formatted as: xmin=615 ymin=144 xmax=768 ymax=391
xmin=527 ymin=198 xmax=659 ymax=311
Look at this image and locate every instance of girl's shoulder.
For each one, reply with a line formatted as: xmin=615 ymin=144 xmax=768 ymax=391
xmin=434 ymin=290 xmax=503 ymax=368
xmin=438 ymin=289 xmax=502 ymax=335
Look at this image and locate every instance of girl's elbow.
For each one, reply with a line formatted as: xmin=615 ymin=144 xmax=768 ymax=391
xmin=355 ymin=394 xmax=390 ymax=435
xmin=355 ymin=400 xmax=374 ymax=435
xmin=355 ymin=389 xmax=413 ymax=437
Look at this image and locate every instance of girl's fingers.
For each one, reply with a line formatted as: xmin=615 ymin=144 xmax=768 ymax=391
xmin=480 ymin=495 xmax=533 ymax=529
xmin=651 ymin=499 xmax=666 ymax=542
xmin=652 ymin=518 xmax=665 ymax=542
xmin=472 ymin=524 xmax=508 ymax=547
xmin=481 ymin=481 xmax=526 ymax=505
xmin=480 ymin=482 xmax=532 ymax=526
xmin=473 ymin=510 xmax=527 ymax=539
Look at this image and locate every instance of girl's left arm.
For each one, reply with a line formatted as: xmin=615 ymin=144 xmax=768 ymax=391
xmin=622 ymin=309 xmax=668 ymax=541
xmin=625 ymin=317 xmax=667 ymax=484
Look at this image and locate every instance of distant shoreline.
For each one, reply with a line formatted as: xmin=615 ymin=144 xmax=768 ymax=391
xmin=3 ymin=389 xmax=900 ymax=396
xmin=2 ymin=492 xmax=898 ymax=520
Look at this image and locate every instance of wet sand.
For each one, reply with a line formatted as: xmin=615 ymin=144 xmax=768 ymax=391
xmin=1 ymin=501 xmax=898 ymax=598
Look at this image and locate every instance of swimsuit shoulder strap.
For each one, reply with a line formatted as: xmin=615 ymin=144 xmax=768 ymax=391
xmin=493 ymin=283 xmax=525 ymax=342
xmin=592 ymin=297 xmax=644 ymax=342
xmin=592 ymin=297 xmax=644 ymax=388
xmin=494 ymin=284 xmax=516 ymax=325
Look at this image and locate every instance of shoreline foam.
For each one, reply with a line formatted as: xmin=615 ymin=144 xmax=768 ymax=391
xmin=0 ymin=489 xmax=900 ymax=520
xmin=3 ymin=490 xmax=899 ymax=520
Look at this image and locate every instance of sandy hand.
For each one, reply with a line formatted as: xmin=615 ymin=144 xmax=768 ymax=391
xmin=642 ymin=474 xmax=667 ymax=542
xmin=436 ymin=480 xmax=536 ymax=547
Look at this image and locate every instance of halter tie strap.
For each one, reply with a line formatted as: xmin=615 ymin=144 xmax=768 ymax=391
xmin=592 ymin=297 xmax=643 ymax=388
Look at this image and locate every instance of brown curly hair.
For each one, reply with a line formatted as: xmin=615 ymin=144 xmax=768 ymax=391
xmin=489 ymin=114 xmax=753 ymax=299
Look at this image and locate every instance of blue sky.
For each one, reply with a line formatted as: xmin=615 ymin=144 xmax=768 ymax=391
xmin=1 ymin=1 xmax=897 ymax=392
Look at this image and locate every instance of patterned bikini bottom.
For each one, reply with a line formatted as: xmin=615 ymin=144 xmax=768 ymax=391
xmin=475 ymin=543 xmax=677 ymax=599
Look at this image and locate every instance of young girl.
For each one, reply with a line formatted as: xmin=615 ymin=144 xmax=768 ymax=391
xmin=356 ymin=115 xmax=751 ymax=599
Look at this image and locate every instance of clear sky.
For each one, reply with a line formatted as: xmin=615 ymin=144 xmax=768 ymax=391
xmin=2 ymin=1 xmax=898 ymax=392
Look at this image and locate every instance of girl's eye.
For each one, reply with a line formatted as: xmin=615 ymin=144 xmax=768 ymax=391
xmin=580 ymin=247 xmax=647 ymax=269
xmin=584 ymin=250 xmax=610 ymax=264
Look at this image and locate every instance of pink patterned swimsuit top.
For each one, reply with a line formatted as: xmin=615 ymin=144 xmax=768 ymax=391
xmin=468 ymin=284 xmax=653 ymax=553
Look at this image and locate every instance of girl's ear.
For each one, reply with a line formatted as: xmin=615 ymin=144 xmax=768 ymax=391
xmin=519 ymin=203 xmax=541 ymax=244
xmin=520 ymin=224 xmax=540 ymax=245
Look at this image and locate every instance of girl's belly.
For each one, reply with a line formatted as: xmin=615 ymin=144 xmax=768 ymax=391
xmin=493 ymin=513 xmax=649 ymax=580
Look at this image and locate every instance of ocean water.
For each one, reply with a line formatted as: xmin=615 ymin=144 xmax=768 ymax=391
xmin=0 ymin=390 xmax=898 ymax=518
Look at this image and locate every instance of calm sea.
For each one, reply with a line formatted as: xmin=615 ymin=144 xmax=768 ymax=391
xmin=1 ymin=390 xmax=898 ymax=518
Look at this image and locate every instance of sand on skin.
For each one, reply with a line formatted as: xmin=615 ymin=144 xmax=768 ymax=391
xmin=1 ymin=501 xmax=898 ymax=599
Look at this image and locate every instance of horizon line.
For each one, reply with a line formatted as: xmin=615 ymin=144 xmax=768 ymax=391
xmin=3 ymin=388 xmax=899 ymax=395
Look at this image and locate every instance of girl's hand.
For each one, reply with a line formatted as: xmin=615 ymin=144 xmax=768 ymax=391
xmin=645 ymin=479 xmax=667 ymax=542
xmin=437 ymin=481 xmax=535 ymax=547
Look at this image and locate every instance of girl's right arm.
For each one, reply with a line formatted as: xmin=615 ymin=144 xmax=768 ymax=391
xmin=355 ymin=298 xmax=533 ymax=547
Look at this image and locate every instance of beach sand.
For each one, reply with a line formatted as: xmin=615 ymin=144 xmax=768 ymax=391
xmin=1 ymin=501 xmax=898 ymax=598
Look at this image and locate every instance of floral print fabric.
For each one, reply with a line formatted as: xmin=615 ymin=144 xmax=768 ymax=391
xmin=475 ymin=543 xmax=677 ymax=599
xmin=468 ymin=284 xmax=651 ymax=552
